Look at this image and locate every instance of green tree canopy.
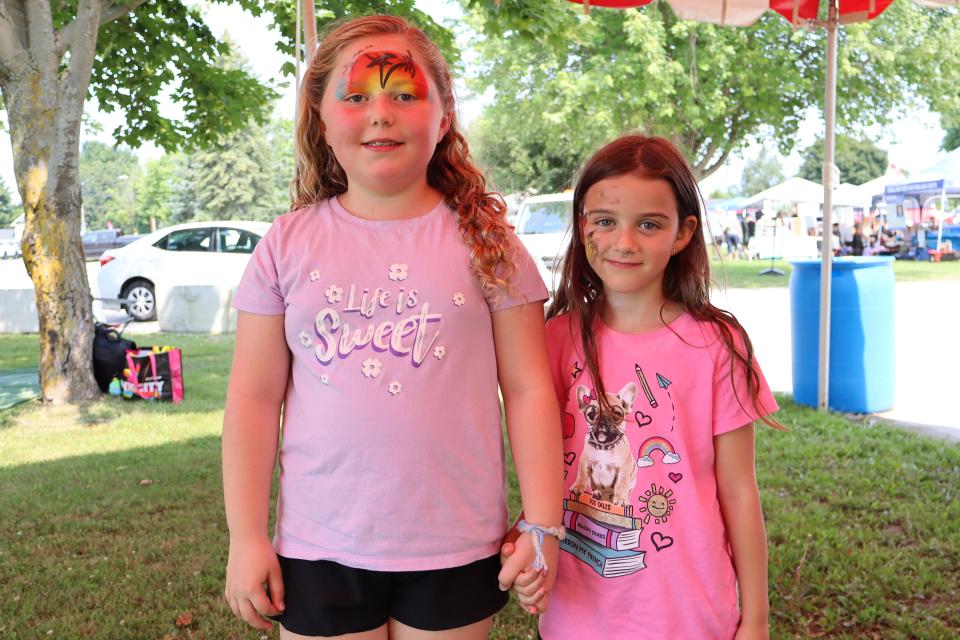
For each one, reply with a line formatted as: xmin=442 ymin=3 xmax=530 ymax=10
xmin=462 ymin=1 xmax=960 ymax=194
xmin=78 ymin=142 xmax=141 ymax=232
xmin=741 ymin=145 xmax=785 ymax=197
xmin=798 ymin=135 xmax=888 ymax=185
xmin=0 ymin=176 xmax=20 ymax=226
xmin=943 ymin=127 xmax=960 ymax=153
xmin=136 ymin=156 xmax=176 ymax=231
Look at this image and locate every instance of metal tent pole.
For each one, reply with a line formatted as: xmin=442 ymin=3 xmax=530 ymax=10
xmin=817 ymin=0 xmax=840 ymax=412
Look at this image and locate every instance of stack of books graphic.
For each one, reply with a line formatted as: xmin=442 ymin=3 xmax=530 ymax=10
xmin=562 ymin=492 xmax=646 ymax=577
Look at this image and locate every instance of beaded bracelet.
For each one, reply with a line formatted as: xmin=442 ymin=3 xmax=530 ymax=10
xmin=517 ymin=519 xmax=566 ymax=572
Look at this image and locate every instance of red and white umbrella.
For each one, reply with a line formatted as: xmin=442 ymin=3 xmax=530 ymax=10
xmin=569 ymin=0 xmax=955 ymax=411
xmin=571 ymin=0 xmax=894 ymax=24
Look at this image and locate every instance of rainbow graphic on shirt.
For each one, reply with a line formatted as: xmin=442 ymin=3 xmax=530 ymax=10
xmin=636 ymin=436 xmax=681 ymax=468
xmin=337 ymin=50 xmax=429 ymax=100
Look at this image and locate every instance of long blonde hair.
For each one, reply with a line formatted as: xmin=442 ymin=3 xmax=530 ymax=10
xmin=292 ymin=15 xmax=517 ymax=296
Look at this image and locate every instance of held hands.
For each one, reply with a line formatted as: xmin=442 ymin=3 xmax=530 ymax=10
xmin=224 ymin=533 xmax=285 ymax=631
xmin=498 ymin=530 xmax=559 ymax=615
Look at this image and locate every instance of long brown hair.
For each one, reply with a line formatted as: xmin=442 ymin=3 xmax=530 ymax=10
xmin=548 ymin=134 xmax=782 ymax=429
xmin=291 ymin=15 xmax=517 ymax=296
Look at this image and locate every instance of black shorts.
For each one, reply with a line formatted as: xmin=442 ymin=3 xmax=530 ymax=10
xmin=271 ymin=553 xmax=509 ymax=636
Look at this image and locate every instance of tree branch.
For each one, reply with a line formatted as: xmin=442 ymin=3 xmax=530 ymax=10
xmin=25 ymin=0 xmax=56 ymax=71
xmin=700 ymin=117 xmax=743 ymax=180
xmin=56 ymin=0 xmax=147 ymax=59
xmin=58 ymin=0 xmax=100 ymax=117
xmin=0 ymin=2 xmax=30 ymax=82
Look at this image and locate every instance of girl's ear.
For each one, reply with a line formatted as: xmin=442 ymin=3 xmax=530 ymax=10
xmin=673 ymin=215 xmax=698 ymax=254
xmin=437 ymin=112 xmax=452 ymax=143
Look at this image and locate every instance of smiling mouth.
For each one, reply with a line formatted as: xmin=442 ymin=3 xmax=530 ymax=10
xmin=606 ymin=259 xmax=641 ymax=268
xmin=363 ymin=139 xmax=402 ymax=148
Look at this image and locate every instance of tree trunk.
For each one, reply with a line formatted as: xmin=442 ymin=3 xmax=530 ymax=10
xmin=3 ymin=60 xmax=99 ymax=404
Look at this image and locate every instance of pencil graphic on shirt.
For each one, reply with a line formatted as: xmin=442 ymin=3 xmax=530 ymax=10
xmin=635 ymin=365 xmax=657 ymax=408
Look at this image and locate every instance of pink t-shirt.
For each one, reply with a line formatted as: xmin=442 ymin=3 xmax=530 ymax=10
xmin=540 ymin=312 xmax=778 ymax=640
xmin=232 ymin=197 xmax=547 ymax=571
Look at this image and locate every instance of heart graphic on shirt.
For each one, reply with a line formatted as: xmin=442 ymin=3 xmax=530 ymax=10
xmin=668 ymin=472 xmax=683 ymax=483
xmin=651 ymin=532 xmax=674 ymax=551
xmin=564 ymin=452 xmax=576 ymax=466
xmin=561 ymin=412 xmax=576 ymax=439
xmin=635 ymin=411 xmax=652 ymax=428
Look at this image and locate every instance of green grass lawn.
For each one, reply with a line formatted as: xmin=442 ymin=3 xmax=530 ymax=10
xmin=1 ymin=334 xmax=958 ymax=639
xmin=710 ymin=257 xmax=960 ymax=289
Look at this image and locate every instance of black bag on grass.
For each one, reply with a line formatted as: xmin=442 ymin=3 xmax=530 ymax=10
xmin=92 ymin=323 xmax=137 ymax=392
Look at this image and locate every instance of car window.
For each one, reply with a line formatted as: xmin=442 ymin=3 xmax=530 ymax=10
xmin=518 ymin=201 xmax=571 ymax=234
xmin=162 ymin=228 xmax=213 ymax=252
xmin=217 ymin=228 xmax=260 ymax=254
xmin=82 ymin=232 xmax=98 ymax=244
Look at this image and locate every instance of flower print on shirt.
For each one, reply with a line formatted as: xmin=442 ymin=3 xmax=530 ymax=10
xmin=299 ymin=330 xmax=313 ymax=348
xmin=361 ymin=358 xmax=383 ymax=379
xmin=388 ymin=381 xmax=402 ymax=396
xmin=309 ymin=270 xmax=321 ymax=282
xmin=325 ymin=285 xmax=344 ymax=304
xmin=452 ymin=292 xmax=465 ymax=306
xmin=320 ymin=374 xmax=330 ymax=385
xmin=433 ymin=346 xmax=446 ymax=360
xmin=388 ymin=263 xmax=409 ymax=281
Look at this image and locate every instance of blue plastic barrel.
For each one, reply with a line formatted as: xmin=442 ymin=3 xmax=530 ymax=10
xmin=789 ymin=256 xmax=895 ymax=413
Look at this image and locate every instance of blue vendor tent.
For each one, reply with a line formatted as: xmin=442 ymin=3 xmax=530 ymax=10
xmin=883 ymin=148 xmax=960 ymax=210
xmin=883 ymin=148 xmax=960 ymax=252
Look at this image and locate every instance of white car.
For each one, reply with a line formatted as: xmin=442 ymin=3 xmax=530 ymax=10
xmin=514 ymin=192 xmax=574 ymax=292
xmin=0 ymin=237 xmax=21 ymax=259
xmin=97 ymin=220 xmax=271 ymax=321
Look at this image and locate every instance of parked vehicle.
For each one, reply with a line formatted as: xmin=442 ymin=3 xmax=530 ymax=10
xmin=0 ymin=237 xmax=20 ymax=259
xmin=514 ymin=192 xmax=574 ymax=292
xmin=97 ymin=220 xmax=271 ymax=321
xmin=81 ymin=228 xmax=143 ymax=259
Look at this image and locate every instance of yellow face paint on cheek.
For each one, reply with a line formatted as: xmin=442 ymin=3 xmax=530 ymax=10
xmin=336 ymin=50 xmax=429 ymax=100
xmin=584 ymin=230 xmax=599 ymax=263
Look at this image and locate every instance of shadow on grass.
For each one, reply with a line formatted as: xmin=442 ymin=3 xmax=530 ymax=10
xmin=0 ymin=435 xmax=271 ymax=640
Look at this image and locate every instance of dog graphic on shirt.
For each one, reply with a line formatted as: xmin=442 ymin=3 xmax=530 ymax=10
xmin=569 ymin=383 xmax=638 ymax=507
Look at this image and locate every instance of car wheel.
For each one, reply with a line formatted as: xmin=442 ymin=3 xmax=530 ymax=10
xmin=121 ymin=279 xmax=156 ymax=322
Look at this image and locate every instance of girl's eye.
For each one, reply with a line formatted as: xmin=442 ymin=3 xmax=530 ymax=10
xmin=593 ymin=218 xmax=614 ymax=227
xmin=395 ymin=93 xmax=416 ymax=102
xmin=640 ymin=220 xmax=659 ymax=230
xmin=343 ymin=94 xmax=366 ymax=104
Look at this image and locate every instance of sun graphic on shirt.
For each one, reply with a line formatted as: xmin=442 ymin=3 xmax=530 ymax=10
xmin=637 ymin=483 xmax=676 ymax=525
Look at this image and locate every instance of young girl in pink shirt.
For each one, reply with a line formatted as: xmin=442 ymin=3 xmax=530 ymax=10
xmin=221 ymin=15 xmax=562 ymax=640
xmin=505 ymin=135 xmax=782 ymax=639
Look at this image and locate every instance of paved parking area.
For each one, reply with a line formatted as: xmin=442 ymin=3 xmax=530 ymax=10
xmin=712 ymin=279 xmax=960 ymax=439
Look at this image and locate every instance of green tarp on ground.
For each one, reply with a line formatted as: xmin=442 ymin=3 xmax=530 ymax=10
xmin=0 ymin=368 xmax=40 ymax=410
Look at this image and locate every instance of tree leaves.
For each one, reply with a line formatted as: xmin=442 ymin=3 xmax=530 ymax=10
xmin=463 ymin=1 xmax=960 ymax=193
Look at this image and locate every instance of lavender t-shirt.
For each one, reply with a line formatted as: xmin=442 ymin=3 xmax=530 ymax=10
xmin=232 ymin=197 xmax=548 ymax=571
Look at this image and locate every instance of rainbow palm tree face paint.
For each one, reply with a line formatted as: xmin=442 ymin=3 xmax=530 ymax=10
xmin=336 ymin=50 xmax=429 ymax=101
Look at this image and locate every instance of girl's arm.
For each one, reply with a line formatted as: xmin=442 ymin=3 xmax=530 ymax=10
xmin=222 ymin=311 xmax=290 ymax=631
xmin=492 ymin=301 xmax=564 ymax=596
xmin=715 ymin=424 xmax=770 ymax=640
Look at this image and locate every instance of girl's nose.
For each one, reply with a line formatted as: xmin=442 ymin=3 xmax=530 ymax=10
xmin=614 ymin=228 xmax=639 ymax=253
xmin=368 ymin=94 xmax=395 ymax=126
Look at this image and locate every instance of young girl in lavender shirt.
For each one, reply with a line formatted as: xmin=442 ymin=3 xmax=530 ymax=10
xmin=221 ymin=15 xmax=562 ymax=640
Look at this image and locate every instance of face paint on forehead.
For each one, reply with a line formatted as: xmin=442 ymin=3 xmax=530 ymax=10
xmin=336 ymin=49 xmax=429 ymax=100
